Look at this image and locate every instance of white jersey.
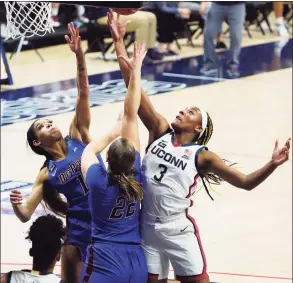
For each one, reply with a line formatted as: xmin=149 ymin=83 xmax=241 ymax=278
xmin=142 ymin=129 xmax=207 ymax=217
xmin=9 ymin=270 xmax=61 ymax=283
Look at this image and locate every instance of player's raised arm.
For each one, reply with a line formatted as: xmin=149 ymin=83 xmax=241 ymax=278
xmin=65 ymin=23 xmax=91 ymax=144
xmin=118 ymin=41 xmax=146 ymax=151
xmin=81 ymin=114 xmax=123 ymax=179
xmin=199 ymin=138 xmax=291 ymax=191
xmin=107 ymin=9 xmax=169 ymax=144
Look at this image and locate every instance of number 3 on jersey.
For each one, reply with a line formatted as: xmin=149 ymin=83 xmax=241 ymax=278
xmin=154 ymin=164 xmax=168 ymax=182
xmin=77 ymin=174 xmax=89 ymax=195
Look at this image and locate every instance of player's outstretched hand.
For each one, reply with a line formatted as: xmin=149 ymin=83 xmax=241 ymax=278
xmin=10 ymin=190 xmax=23 ymax=205
xmin=64 ymin=22 xmax=82 ymax=55
xmin=107 ymin=8 xmax=131 ymax=42
xmin=271 ymin=138 xmax=291 ymax=166
xmin=118 ymin=41 xmax=147 ymax=71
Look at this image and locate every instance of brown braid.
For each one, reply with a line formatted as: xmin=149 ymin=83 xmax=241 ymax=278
xmin=195 ymin=113 xmax=222 ymax=200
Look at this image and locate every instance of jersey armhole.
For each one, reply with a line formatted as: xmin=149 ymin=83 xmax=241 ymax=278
xmin=145 ymin=128 xmax=173 ymax=153
xmin=194 ymin=146 xmax=208 ymax=176
xmin=64 ymin=135 xmax=72 ymax=142
xmin=86 ymin=163 xmax=108 ymax=192
xmin=65 ymin=135 xmax=87 ymax=149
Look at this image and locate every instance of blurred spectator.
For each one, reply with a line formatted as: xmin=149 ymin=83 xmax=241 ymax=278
xmin=97 ymin=8 xmax=163 ymax=63
xmin=273 ymin=2 xmax=289 ymax=36
xmin=178 ymin=2 xmax=227 ymax=50
xmin=193 ymin=1 xmax=227 ymax=49
xmin=178 ymin=1 xmax=201 ymax=14
xmin=0 ymin=215 xmax=65 ymax=283
xmin=51 ymin=3 xmax=89 ymax=27
xmin=200 ymin=1 xmax=246 ymax=78
xmin=143 ymin=2 xmax=191 ymax=57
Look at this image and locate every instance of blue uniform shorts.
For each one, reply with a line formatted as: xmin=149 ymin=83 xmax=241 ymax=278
xmin=79 ymin=242 xmax=148 ymax=283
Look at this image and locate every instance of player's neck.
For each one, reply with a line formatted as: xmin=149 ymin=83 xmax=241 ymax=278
xmin=45 ymin=139 xmax=68 ymax=161
xmin=32 ymin=259 xmax=56 ymax=275
xmin=173 ymin=132 xmax=195 ymax=145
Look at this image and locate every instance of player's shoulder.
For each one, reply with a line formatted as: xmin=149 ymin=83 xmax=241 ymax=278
xmin=146 ymin=128 xmax=173 ymax=152
xmin=38 ymin=166 xmax=49 ymax=182
xmin=65 ymin=135 xmax=85 ymax=146
xmin=87 ymin=162 xmax=108 ymax=182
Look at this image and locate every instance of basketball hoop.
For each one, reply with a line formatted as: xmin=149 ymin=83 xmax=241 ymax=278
xmin=4 ymin=2 xmax=54 ymax=40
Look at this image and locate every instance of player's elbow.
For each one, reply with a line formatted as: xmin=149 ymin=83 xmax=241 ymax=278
xmin=21 ymin=209 xmax=32 ymax=223
xmin=20 ymin=215 xmax=31 ymax=223
xmin=241 ymin=176 xmax=254 ymax=191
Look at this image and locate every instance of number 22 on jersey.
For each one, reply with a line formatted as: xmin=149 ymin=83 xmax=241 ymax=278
xmin=109 ymin=196 xmax=136 ymax=219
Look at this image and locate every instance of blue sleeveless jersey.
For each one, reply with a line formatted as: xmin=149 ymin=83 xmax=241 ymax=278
xmin=47 ymin=136 xmax=104 ymax=259
xmin=85 ymin=151 xmax=142 ymax=245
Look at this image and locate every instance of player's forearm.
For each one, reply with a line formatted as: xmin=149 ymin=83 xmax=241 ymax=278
xmin=114 ymin=40 xmax=155 ymax=127
xmin=89 ymin=132 xmax=120 ymax=155
xmin=124 ymin=69 xmax=141 ymax=119
xmin=243 ymin=160 xmax=278 ymax=191
xmin=114 ymin=40 xmax=131 ymax=86
xmin=76 ymin=52 xmax=89 ymax=98
xmin=12 ymin=204 xmax=31 ymax=222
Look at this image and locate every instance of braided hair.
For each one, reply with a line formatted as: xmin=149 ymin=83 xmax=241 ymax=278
xmin=194 ymin=112 xmax=225 ymax=200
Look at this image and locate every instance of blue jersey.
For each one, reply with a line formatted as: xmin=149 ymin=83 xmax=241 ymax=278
xmin=85 ymin=151 xmax=142 ymax=245
xmin=47 ymin=136 xmax=104 ymax=260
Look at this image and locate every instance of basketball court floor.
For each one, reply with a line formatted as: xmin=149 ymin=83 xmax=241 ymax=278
xmin=1 ymin=23 xmax=292 ymax=283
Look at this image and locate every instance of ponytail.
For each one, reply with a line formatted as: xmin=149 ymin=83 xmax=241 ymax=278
xmin=41 ymin=160 xmax=68 ymax=218
xmin=109 ymin=170 xmax=143 ymax=202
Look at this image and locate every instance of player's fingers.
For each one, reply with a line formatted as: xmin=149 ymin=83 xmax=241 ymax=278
xmin=10 ymin=197 xmax=22 ymax=204
xmin=11 ymin=190 xmax=21 ymax=194
xmin=133 ymin=41 xmax=138 ymax=56
xmin=137 ymin=40 xmax=142 ymax=53
xmin=76 ymin=26 xmax=80 ymax=38
xmin=274 ymin=140 xmax=279 ymax=150
xmin=109 ymin=8 xmax=114 ymax=20
xmin=107 ymin=12 xmax=111 ymax=23
xmin=140 ymin=40 xmax=146 ymax=54
xmin=142 ymin=50 xmax=147 ymax=60
xmin=64 ymin=35 xmax=71 ymax=44
xmin=10 ymin=191 xmax=22 ymax=197
xmin=10 ymin=191 xmax=22 ymax=196
xmin=285 ymin=138 xmax=291 ymax=149
xmin=11 ymin=200 xmax=22 ymax=205
xmin=67 ymin=23 xmax=73 ymax=36
xmin=69 ymin=22 xmax=76 ymax=37
xmin=10 ymin=195 xmax=22 ymax=201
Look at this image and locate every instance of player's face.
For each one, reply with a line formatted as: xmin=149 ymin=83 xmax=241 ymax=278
xmin=33 ymin=118 xmax=63 ymax=146
xmin=171 ymin=107 xmax=203 ymax=134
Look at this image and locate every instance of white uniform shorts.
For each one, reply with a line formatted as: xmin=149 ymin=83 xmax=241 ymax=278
xmin=141 ymin=211 xmax=208 ymax=281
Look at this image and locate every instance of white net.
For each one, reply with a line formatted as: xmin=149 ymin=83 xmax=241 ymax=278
xmin=4 ymin=2 xmax=54 ymax=40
